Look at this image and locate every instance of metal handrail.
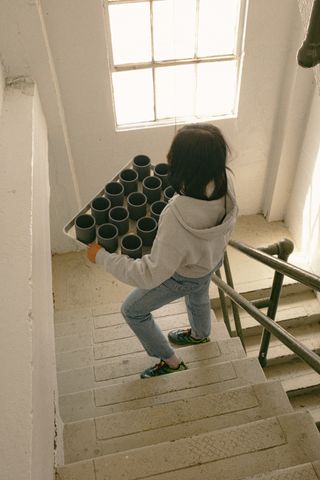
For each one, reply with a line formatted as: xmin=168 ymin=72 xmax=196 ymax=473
xmin=229 ymin=239 xmax=320 ymax=292
xmin=212 ymin=273 xmax=320 ymax=374
xmin=213 ymin=238 xmax=320 ymax=374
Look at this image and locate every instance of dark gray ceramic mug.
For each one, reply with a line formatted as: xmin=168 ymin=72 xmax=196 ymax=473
xmin=91 ymin=196 xmax=111 ymax=225
xmin=108 ymin=206 xmax=129 ymax=236
xmin=142 ymin=175 xmax=162 ymax=204
xmin=132 ymin=155 xmax=151 ymax=181
xmin=163 ymin=185 xmax=175 ymax=202
xmin=150 ymin=200 xmax=166 ymax=222
xmin=75 ymin=214 xmax=96 ymax=244
xmin=97 ymin=223 xmax=118 ymax=253
xmin=154 ymin=163 xmax=169 ymax=189
xmin=127 ymin=192 xmax=147 ymax=221
xmin=121 ymin=234 xmax=142 ymax=259
xmin=119 ymin=168 xmax=138 ymax=195
xmin=104 ymin=181 xmax=124 ymax=207
xmin=137 ymin=216 xmax=158 ymax=247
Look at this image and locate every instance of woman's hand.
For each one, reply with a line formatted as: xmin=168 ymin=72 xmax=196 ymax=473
xmin=87 ymin=243 xmax=102 ymax=263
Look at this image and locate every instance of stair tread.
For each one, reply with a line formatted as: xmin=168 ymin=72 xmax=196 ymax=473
xmin=214 ymin=290 xmax=320 ymax=334
xmin=242 ymin=462 xmax=320 ymax=479
xmin=63 ymin=381 xmax=292 ymax=463
xmin=54 ymin=300 xmax=187 ymax=333
xmin=56 ymin=412 xmax=320 ymax=480
xmin=289 ymin=387 xmax=320 ymax=423
xmin=265 ymin=357 xmax=320 ymax=389
xmin=55 ymin=314 xmax=230 ymax=372
xmin=210 ymin=278 xmax=311 ymax=307
xmin=57 ymin=337 xmax=245 ymax=395
xmin=59 ymin=357 xmax=265 ymax=422
xmin=244 ymin=321 xmax=320 ymax=359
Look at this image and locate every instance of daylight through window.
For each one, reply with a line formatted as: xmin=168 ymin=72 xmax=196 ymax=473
xmin=106 ymin=0 xmax=244 ymax=128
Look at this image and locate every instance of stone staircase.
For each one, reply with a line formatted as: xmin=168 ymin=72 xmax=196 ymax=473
xmin=213 ymin=282 xmax=320 ymax=426
xmin=55 ymin=284 xmax=320 ymax=480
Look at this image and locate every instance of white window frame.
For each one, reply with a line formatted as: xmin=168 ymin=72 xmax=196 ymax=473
xmin=104 ymin=0 xmax=248 ymax=131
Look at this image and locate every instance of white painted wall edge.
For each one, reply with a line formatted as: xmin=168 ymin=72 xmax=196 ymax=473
xmin=0 ymin=61 xmax=4 ymax=114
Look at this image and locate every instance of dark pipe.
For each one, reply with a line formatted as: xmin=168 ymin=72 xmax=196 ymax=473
xmin=297 ymin=0 xmax=320 ymax=68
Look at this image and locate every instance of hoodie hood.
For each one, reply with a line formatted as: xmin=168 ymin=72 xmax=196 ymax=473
xmin=169 ymin=182 xmax=238 ymax=241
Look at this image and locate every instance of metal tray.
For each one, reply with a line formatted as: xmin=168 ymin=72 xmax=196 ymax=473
xmin=63 ymin=160 xmax=164 ymax=255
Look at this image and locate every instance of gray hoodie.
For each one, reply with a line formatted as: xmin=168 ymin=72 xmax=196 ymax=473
xmin=96 ymin=176 xmax=238 ymax=289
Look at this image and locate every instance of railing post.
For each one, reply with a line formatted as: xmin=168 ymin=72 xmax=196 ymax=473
xmin=258 ymin=239 xmax=294 ymax=367
xmin=215 ymin=269 xmax=232 ymax=337
xmin=223 ymin=252 xmax=246 ymax=352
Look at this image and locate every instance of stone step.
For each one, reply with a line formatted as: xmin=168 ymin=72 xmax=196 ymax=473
xmin=56 ymin=412 xmax=320 ymax=480
xmin=244 ymin=321 xmax=320 ymax=363
xmin=287 ymin=383 xmax=320 ymax=428
xmin=63 ymin=380 xmax=292 ymax=463
xmin=265 ymin=357 xmax=320 ymax=389
xmin=59 ymin=357 xmax=266 ymax=422
xmin=55 ymin=309 xmax=229 ymax=372
xmin=243 ymin=323 xmax=320 ymax=416
xmin=264 ymin=355 xmax=320 ymax=426
xmin=242 ymin=461 xmax=320 ymax=479
xmin=214 ymin=290 xmax=320 ymax=337
xmin=54 ymin=300 xmax=188 ymax=332
xmin=210 ymin=278 xmax=312 ymax=309
xmin=57 ymin=337 xmax=245 ymax=395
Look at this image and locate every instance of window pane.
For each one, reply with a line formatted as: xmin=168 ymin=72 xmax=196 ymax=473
xmin=198 ymin=0 xmax=239 ymax=56
xmin=155 ymin=65 xmax=195 ymax=119
xmin=153 ymin=0 xmax=196 ymax=61
xmin=196 ymin=61 xmax=237 ymax=117
xmin=109 ymin=3 xmax=151 ymax=64
xmin=112 ymin=69 xmax=154 ymax=125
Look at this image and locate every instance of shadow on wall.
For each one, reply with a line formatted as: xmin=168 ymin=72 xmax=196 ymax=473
xmin=285 ymin=86 xmax=320 ymax=277
xmin=301 ymin=143 xmax=320 ymax=273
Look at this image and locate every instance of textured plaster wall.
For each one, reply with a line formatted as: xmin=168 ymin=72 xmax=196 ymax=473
xmin=31 ymin=87 xmax=60 ymax=479
xmin=286 ymin=87 xmax=320 ymax=276
xmin=0 ymin=62 xmax=4 ymax=112
xmin=0 ymin=81 xmax=57 ymax=479
xmin=0 ymin=81 xmax=34 ymax=480
xmin=284 ymin=1 xmax=320 ymax=278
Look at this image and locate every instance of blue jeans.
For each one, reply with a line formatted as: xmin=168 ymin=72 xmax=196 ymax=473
xmin=121 ymin=271 xmax=213 ymax=360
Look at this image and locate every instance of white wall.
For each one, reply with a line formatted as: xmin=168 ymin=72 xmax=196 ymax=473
xmin=31 ymin=87 xmax=63 ymax=479
xmin=41 ymin=0 xmax=304 ymax=252
xmin=0 ymin=81 xmax=58 ymax=480
xmin=0 ymin=80 xmax=33 ymax=480
xmin=285 ymin=0 xmax=320 ymax=280
xmin=286 ymin=86 xmax=320 ymax=277
xmin=0 ymin=61 xmax=4 ymax=113
xmin=0 ymin=0 xmax=307 ymax=253
xmin=261 ymin=58 xmax=314 ymax=221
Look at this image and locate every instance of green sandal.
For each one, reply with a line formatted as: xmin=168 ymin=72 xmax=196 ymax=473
xmin=168 ymin=328 xmax=210 ymax=345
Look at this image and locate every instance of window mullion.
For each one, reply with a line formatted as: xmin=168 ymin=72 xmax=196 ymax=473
xmin=113 ymin=54 xmax=237 ymax=72
xmin=194 ymin=0 xmax=200 ymax=116
xmin=150 ymin=0 xmax=157 ymax=121
xmin=107 ymin=0 xmax=152 ymax=4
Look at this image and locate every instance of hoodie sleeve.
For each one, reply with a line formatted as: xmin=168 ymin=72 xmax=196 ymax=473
xmin=95 ymin=208 xmax=184 ymax=289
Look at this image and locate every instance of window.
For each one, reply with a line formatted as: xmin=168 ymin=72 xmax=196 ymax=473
xmin=105 ymin=0 xmax=245 ymax=129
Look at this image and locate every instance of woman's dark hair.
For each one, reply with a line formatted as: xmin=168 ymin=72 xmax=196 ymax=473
xmin=167 ymin=123 xmax=230 ymax=200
